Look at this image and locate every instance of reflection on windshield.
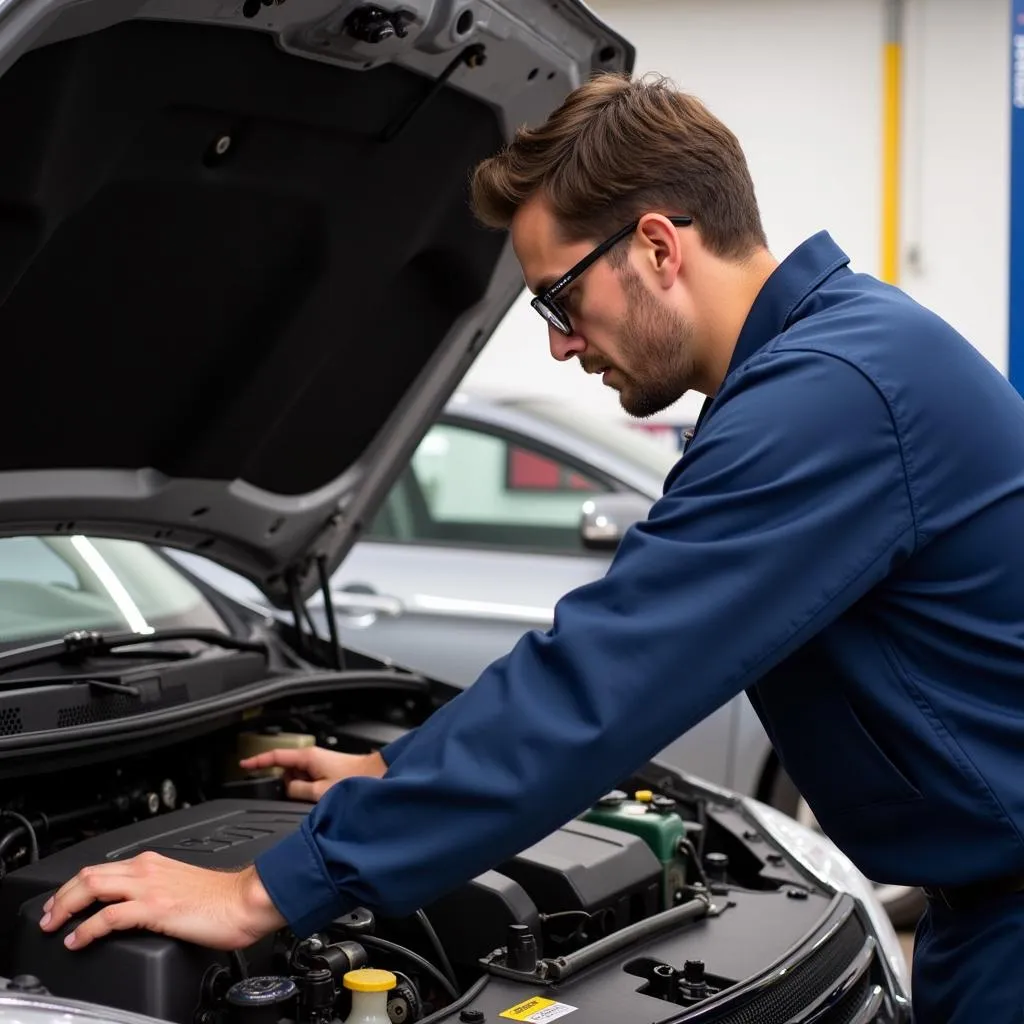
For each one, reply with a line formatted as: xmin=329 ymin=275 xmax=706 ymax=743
xmin=512 ymin=398 xmax=685 ymax=478
xmin=0 ymin=536 xmax=227 ymax=645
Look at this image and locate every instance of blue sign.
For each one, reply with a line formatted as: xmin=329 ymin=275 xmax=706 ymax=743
xmin=1011 ymin=0 xmax=1024 ymax=392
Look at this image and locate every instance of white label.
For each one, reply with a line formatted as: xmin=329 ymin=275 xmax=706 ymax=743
xmin=499 ymin=996 xmax=578 ymax=1022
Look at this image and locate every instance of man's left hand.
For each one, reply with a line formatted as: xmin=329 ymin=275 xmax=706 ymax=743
xmin=38 ymin=852 xmax=286 ymax=951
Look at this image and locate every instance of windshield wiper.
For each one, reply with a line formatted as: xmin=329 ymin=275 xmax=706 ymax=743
xmin=0 ymin=628 xmax=267 ymax=677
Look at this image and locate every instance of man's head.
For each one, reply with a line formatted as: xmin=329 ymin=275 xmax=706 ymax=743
xmin=470 ymin=73 xmax=774 ymax=416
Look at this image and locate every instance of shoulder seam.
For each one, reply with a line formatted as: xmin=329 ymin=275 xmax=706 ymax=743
xmin=736 ymin=345 xmax=922 ymax=552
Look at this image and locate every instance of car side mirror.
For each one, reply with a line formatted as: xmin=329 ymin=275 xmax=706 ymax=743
xmin=579 ymin=493 xmax=652 ymax=551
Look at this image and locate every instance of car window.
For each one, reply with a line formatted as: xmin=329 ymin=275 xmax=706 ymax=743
xmin=0 ymin=535 xmax=228 ymax=644
xmin=367 ymin=422 xmax=611 ymax=554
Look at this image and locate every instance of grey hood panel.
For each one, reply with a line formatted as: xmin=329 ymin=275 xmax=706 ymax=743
xmin=0 ymin=0 xmax=632 ymax=605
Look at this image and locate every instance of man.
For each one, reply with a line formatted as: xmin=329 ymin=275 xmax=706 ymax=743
xmin=39 ymin=74 xmax=1024 ymax=1022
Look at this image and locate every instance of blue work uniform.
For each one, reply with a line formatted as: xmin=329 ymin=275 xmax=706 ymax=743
xmin=256 ymin=232 xmax=1024 ymax=1023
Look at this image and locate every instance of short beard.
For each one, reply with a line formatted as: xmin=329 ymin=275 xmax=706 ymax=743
xmin=613 ymin=265 xmax=697 ymax=419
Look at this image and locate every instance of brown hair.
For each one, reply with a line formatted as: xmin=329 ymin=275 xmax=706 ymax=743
xmin=471 ymin=73 xmax=766 ymax=260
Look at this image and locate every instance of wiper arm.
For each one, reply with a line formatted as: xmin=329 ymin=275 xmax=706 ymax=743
xmin=0 ymin=628 xmax=267 ymax=677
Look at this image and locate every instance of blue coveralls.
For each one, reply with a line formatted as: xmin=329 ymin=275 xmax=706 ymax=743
xmin=256 ymin=232 xmax=1024 ymax=1022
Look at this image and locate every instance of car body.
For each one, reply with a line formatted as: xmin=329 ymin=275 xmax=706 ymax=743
xmin=0 ymin=1 xmax=910 ymax=1023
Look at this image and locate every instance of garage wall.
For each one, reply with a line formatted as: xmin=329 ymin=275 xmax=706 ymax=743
xmin=463 ymin=0 xmax=1010 ymax=428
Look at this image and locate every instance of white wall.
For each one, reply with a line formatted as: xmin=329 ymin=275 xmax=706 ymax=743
xmin=463 ymin=0 xmax=1010 ymax=426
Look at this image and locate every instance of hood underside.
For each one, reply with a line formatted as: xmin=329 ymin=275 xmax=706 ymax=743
xmin=0 ymin=0 xmax=632 ymax=606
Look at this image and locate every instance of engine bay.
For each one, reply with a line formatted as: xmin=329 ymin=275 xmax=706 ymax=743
xmin=0 ymin=683 xmax=884 ymax=1024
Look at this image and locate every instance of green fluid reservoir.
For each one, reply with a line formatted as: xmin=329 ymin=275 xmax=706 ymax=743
xmin=581 ymin=789 xmax=688 ymax=909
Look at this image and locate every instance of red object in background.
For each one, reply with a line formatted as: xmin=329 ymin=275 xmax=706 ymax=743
xmin=507 ymin=447 xmax=597 ymax=491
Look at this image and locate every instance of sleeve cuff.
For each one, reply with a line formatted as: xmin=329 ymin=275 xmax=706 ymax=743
xmin=254 ymin=821 xmax=346 ymax=938
xmin=379 ymin=726 xmax=417 ymax=768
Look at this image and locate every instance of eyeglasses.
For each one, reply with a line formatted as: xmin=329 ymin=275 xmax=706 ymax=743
xmin=530 ymin=215 xmax=693 ymax=336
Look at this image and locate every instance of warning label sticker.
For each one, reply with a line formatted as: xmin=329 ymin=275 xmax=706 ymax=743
xmin=498 ymin=996 xmax=578 ymax=1022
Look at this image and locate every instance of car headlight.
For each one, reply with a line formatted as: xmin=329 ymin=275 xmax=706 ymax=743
xmin=744 ymin=797 xmax=911 ymax=998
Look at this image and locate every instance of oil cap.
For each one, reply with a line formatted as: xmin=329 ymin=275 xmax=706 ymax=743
xmin=225 ymin=976 xmax=297 ymax=1024
xmin=226 ymin=977 xmax=297 ymax=1006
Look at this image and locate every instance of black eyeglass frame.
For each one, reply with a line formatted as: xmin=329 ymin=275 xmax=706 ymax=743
xmin=530 ymin=214 xmax=694 ymax=335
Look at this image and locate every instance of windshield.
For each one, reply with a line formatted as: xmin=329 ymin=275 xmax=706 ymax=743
xmin=0 ymin=536 xmax=228 ymax=645
xmin=508 ymin=398 xmax=684 ymax=479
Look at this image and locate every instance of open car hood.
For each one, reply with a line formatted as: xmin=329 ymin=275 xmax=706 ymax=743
xmin=0 ymin=0 xmax=632 ymax=606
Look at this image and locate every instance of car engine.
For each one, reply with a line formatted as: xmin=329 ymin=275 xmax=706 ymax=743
xmin=0 ymin=686 xmax=900 ymax=1024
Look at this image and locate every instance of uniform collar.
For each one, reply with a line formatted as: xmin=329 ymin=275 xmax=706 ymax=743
xmin=725 ymin=230 xmax=851 ymax=378
xmin=684 ymin=232 xmax=850 ymax=450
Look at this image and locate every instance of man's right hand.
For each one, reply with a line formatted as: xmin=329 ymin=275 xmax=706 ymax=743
xmin=238 ymin=748 xmax=387 ymax=802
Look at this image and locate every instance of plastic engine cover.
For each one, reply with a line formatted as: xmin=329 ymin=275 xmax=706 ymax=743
xmin=1 ymin=801 xmax=665 ymax=1022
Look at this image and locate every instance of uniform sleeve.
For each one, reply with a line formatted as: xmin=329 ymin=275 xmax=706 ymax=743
xmin=255 ymin=349 xmax=919 ymax=936
xmin=378 ymin=727 xmax=418 ymax=766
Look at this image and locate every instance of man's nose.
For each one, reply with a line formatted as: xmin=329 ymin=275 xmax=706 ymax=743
xmin=548 ymin=325 xmax=586 ymax=362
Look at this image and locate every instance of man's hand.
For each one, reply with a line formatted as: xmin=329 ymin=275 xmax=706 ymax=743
xmin=239 ymin=747 xmax=387 ymax=802
xmin=38 ymin=853 xmax=285 ymax=951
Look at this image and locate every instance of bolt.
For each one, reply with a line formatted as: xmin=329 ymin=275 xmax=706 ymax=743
xmin=459 ymin=1011 xmax=485 ymax=1023
xmin=766 ymin=852 xmax=784 ymax=865
xmin=786 ymin=887 xmax=809 ymax=900
xmin=215 ymin=135 xmax=231 ymax=155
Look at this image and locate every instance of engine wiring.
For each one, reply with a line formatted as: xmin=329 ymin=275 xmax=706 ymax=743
xmin=415 ymin=908 xmax=459 ymax=993
xmin=353 ymin=933 xmax=460 ymax=1002
xmin=0 ymin=809 xmax=39 ymax=863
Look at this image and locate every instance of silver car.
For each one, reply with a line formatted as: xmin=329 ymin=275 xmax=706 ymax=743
xmin=177 ymin=391 xmax=924 ymax=927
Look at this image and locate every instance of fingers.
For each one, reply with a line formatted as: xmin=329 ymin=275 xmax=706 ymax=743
xmin=41 ymin=865 xmax=138 ymax=932
xmin=285 ymin=778 xmax=325 ymax=802
xmin=63 ymin=901 xmax=148 ymax=950
xmin=239 ymin=749 xmax=315 ymax=772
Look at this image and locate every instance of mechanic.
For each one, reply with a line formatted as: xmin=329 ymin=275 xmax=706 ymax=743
xmin=39 ymin=73 xmax=1024 ymax=1023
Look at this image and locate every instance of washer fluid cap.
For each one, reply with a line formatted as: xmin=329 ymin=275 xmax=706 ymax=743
xmin=343 ymin=968 xmax=397 ymax=992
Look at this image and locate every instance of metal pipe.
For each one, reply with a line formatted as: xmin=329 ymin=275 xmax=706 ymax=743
xmin=881 ymin=0 xmax=904 ymax=284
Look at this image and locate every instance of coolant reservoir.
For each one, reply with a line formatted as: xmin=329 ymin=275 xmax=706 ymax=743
xmin=342 ymin=969 xmax=396 ymax=1024
xmin=581 ymin=790 xmax=688 ymax=909
xmin=227 ymin=730 xmax=316 ymax=781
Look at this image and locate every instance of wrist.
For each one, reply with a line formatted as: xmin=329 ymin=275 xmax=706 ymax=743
xmin=236 ymin=864 xmax=286 ymax=942
xmin=365 ymin=750 xmax=387 ymax=777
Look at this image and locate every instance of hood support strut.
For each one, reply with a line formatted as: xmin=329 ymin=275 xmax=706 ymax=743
xmin=286 ymin=559 xmax=346 ymax=671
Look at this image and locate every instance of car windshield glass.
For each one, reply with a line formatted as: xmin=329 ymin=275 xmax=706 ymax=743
xmin=509 ymin=399 xmax=684 ymax=478
xmin=0 ymin=536 xmax=228 ymax=645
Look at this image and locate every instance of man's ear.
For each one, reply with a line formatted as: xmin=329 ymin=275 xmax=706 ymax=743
xmin=635 ymin=213 xmax=684 ymax=290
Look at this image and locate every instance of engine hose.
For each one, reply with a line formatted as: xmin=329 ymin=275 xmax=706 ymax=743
xmin=416 ymin=974 xmax=490 ymax=1024
xmin=0 ymin=811 xmax=38 ymax=862
xmin=542 ymin=896 xmax=710 ymax=982
xmin=0 ymin=799 xmax=122 ymax=864
xmin=356 ymin=935 xmax=459 ymax=1002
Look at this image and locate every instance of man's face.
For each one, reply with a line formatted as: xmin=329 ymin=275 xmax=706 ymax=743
xmin=512 ymin=196 xmax=697 ymax=418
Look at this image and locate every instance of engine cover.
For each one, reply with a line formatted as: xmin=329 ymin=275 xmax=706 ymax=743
xmin=0 ymin=800 xmax=665 ymax=1023
xmin=2 ymin=801 xmax=307 ymax=1023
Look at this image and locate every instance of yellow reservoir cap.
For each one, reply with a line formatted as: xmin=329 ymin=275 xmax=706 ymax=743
xmin=343 ymin=969 xmax=397 ymax=993
xmin=634 ymin=790 xmax=653 ymax=803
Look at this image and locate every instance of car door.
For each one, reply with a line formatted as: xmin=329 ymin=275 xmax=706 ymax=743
xmin=324 ymin=418 xmax=623 ymax=686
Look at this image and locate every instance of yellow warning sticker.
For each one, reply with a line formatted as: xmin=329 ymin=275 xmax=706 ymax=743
xmin=499 ymin=996 xmax=578 ymax=1022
